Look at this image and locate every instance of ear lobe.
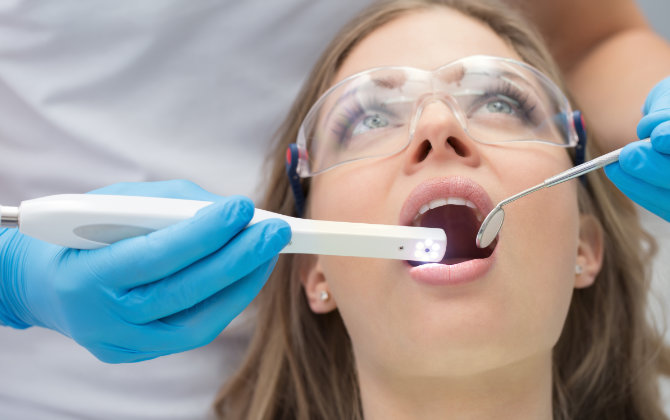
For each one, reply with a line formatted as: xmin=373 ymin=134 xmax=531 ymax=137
xmin=575 ymin=214 xmax=604 ymax=289
xmin=297 ymin=255 xmax=337 ymax=313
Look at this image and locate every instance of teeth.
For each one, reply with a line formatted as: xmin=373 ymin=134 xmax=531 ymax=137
xmin=429 ymin=198 xmax=448 ymax=209
xmin=412 ymin=197 xmax=482 ymax=224
xmin=419 ymin=198 xmax=477 ymax=214
xmin=447 ymin=197 xmax=477 ymax=209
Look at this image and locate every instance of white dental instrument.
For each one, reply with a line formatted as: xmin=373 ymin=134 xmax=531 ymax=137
xmin=476 ymin=139 xmax=650 ymax=248
xmin=0 ymin=194 xmax=446 ymax=262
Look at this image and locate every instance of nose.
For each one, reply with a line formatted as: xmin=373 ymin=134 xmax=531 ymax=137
xmin=403 ymin=99 xmax=481 ymax=173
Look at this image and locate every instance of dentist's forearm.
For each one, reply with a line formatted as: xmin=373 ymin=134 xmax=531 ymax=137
xmin=506 ymin=0 xmax=670 ymax=151
xmin=567 ymin=28 xmax=670 ymax=150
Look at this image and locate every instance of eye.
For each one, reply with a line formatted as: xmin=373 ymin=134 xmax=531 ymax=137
xmin=485 ymin=99 xmax=514 ymax=115
xmin=352 ymin=113 xmax=390 ymax=135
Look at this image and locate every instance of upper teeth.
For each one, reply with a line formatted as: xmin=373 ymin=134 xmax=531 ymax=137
xmin=413 ymin=197 xmax=481 ymax=223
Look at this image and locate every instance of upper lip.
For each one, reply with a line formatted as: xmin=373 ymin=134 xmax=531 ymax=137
xmin=398 ymin=176 xmax=495 ymax=227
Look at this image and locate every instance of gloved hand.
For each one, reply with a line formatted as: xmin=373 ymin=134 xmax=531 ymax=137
xmin=0 ymin=180 xmax=291 ymax=363
xmin=605 ymin=76 xmax=670 ymax=221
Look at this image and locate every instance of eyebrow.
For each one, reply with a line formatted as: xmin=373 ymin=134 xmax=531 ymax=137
xmin=372 ymin=73 xmax=407 ymax=89
xmin=436 ymin=64 xmax=466 ymax=85
xmin=320 ymin=71 xmax=409 ymax=123
xmin=461 ymin=67 xmax=535 ymax=89
xmin=319 ymin=64 xmax=555 ymax=124
xmin=367 ymin=64 xmax=467 ymax=87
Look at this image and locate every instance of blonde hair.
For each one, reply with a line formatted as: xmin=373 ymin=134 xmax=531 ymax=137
xmin=215 ymin=1 xmax=668 ymax=419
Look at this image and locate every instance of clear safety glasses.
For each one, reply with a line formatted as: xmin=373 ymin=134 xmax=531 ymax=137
xmin=293 ymin=55 xmax=580 ymax=177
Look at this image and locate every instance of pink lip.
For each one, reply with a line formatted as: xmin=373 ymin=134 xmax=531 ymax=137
xmin=399 ymin=176 xmax=498 ymax=286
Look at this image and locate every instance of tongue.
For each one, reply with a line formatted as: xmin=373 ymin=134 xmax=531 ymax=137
xmin=420 ymin=205 xmax=491 ymax=263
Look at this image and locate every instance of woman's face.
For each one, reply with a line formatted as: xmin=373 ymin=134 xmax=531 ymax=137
xmin=302 ymin=8 xmax=600 ymax=379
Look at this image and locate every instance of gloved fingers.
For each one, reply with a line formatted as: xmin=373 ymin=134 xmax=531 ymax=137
xmin=155 ymin=256 xmax=280 ymax=350
xmin=73 ymin=310 xmax=189 ymax=361
xmin=84 ymin=325 xmax=195 ymax=363
xmin=604 ymin=163 xmax=670 ymax=221
xmin=642 ymin=76 xmax=670 ymax=115
xmin=83 ymin=196 xmax=256 ymax=289
xmin=88 ymin=179 xmax=224 ymax=202
xmin=116 ymin=220 xmax=290 ymax=324
xmin=615 ymin=140 xmax=670 ymax=189
xmin=638 ymin=110 xmax=670 ymax=140
xmin=85 ymin=340 xmax=169 ymax=364
xmin=650 ymin=120 xmax=670 ymax=154
xmin=92 ymin=256 xmax=279 ymax=361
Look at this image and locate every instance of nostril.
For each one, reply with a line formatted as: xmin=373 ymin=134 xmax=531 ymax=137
xmin=415 ymin=140 xmax=432 ymax=162
xmin=447 ymin=136 xmax=469 ymax=158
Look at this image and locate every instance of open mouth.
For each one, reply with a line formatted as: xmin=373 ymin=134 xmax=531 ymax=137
xmin=408 ymin=197 xmax=498 ymax=266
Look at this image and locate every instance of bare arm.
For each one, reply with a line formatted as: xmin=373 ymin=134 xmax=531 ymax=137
xmin=506 ymin=0 xmax=670 ymax=151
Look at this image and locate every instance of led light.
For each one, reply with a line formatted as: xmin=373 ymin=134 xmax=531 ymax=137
xmin=413 ymin=238 xmax=442 ymax=262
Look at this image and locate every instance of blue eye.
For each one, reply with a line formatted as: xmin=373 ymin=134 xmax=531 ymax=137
xmin=329 ymin=92 xmax=409 ymax=147
xmin=352 ymin=113 xmax=390 ymax=135
xmin=485 ymin=99 xmax=514 ymax=115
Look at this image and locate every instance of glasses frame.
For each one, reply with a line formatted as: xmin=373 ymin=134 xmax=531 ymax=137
xmin=286 ymin=55 xmax=587 ymax=217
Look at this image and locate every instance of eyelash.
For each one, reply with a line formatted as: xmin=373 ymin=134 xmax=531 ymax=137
xmin=476 ymin=80 xmax=539 ymax=123
xmin=328 ymin=80 xmax=540 ymax=144
xmin=330 ymin=94 xmax=390 ymax=145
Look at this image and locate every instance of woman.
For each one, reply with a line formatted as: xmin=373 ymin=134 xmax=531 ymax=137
xmin=215 ymin=0 xmax=669 ymax=418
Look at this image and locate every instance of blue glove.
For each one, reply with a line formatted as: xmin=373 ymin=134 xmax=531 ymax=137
xmin=0 ymin=180 xmax=291 ymax=363
xmin=605 ymin=76 xmax=670 ymax=221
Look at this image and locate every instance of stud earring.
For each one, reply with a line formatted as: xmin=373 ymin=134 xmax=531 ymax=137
xmin=575 ymin=264 xmax=583 ymax=275
xmin=319 ymin=290 xmax=330 ymax=302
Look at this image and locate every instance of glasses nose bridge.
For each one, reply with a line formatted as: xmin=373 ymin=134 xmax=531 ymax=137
xmin=410 ymin=92 xmax=468 ymax=137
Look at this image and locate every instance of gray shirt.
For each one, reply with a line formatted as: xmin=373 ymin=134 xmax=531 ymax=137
xmin=0 ymin=1 xmax=370 ymax=418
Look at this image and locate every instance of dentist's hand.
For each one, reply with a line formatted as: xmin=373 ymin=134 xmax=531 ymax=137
xmin=605 ymin=76 xmax=670 ymax=221
xmin=0 ymin=180 xmax=291 ymax=363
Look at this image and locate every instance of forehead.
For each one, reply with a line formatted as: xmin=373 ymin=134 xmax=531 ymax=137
xmin=334 ymin=8 xmax=522 ymax=83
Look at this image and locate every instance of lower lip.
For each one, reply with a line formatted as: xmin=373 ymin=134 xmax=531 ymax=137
xmin=407 ymin=248 xmax=497 ymax=286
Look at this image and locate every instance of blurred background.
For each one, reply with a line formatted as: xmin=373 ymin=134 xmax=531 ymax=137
xmin=638 ymin=0 xmax=670 ymax=413
xmin=639 ymin=0 xmax=670 ymax=39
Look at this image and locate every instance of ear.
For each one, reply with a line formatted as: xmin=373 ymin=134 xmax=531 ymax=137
xmin=574 ymin=214 xmax=604 ymax=289
xmin=297 ymin=255 xmax=337 ymax=313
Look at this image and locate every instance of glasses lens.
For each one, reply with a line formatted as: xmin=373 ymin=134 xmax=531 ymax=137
xmin=298 ymin=56 xmax=575 ymax=176
xmin=300 ymin=68 xmax=418 ymax=176
xmin=446 ymin=58 xmax=573 ymax=147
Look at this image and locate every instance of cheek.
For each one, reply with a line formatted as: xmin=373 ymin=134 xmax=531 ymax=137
xmin=318 ymin=255 xmax=394 ymax=352
xmin=500 ymin=188 xmax=580 ymax=348
xmin=308 ymin=165 xmax=401 ymax=347
xmin=492 ymin=146 xmax=581 ymax=345
xmin=491 ymin=145 xmax=577 ymax=257
xmin=309 ymin=163 xmax=397 ymax=223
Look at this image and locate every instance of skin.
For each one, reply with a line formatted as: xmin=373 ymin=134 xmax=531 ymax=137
xmin=300 ymin=9 xmax=604 ymax=420
xmin=506 ymin=0 xmax=670 ymax=150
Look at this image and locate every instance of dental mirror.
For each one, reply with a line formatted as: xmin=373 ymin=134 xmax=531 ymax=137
xmin=476 ymin=139 xmax=649 ymax=249
xmin=476 ymin=205 xmax=505 ymax=248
